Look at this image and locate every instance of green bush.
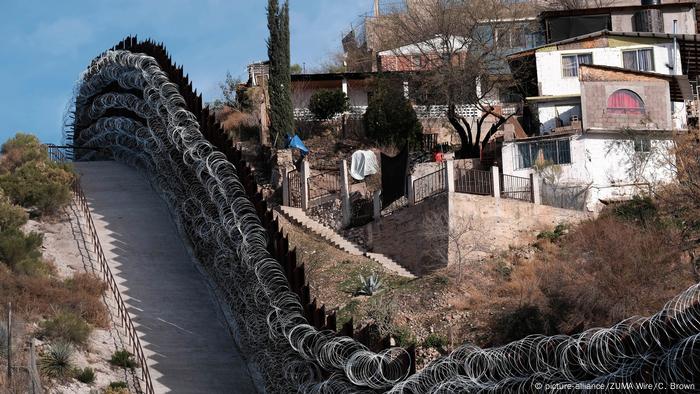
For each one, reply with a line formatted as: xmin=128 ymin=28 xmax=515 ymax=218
xmin=309 ymin=89 xmax=349 ymax=120
xmin=109 ymin=381 xmax=128 ymax=389
xmin=537 ymin=223 xmax=569 ymax=242
xmin=40 ymin=311 xmax=92 ymax=346
xmin=75 ymin=366 xmax=96 ymax=384
xmin=364 ymin=80 xmax=422 ymax=146
xmin=0 ymin=228 xmax=45 ymax=275
xmin=40 ymin=342 xmax=74 ymax=379
xmin=612 ymin=195 xmax=657 ymax=226
xmin=0 ymin=193 xmax=28 ymax=232
xmin=0 ymin=159 xmax=73 ymax=216
xmin=392 ymin=326 xmax=417 ymax=347
xmin=423 ymin=333 xmax=448 ymax=350
xmin=110 ymin=349 xmax=137 ymax=369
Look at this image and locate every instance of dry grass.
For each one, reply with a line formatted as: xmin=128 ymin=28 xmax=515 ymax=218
xmin=0 ymin=267 xmax=109 ymax=328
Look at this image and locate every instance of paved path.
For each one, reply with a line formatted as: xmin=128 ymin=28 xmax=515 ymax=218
xmin=75 ymin=161 xmax=257 ymax=394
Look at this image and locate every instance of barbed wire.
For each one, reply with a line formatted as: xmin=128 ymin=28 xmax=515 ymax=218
xmin=68 ymin=49 xmax=700 ymax=393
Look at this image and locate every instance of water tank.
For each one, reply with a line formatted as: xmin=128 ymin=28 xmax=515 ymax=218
xmin=634 ymin=9 xmax=664 ymax=32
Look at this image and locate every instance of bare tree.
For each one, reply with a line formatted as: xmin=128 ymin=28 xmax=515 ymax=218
xmin=538 ymin=0 xmax=616 ymax=11
xmin=424 ymin=209 xmax=484 ymax=281
xmin=377 ymin=0 xmax=535 ymax=158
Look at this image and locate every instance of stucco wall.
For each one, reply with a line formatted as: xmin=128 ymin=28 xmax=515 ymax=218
xmin=535 ymin=42 xmax=678 ymax=97
xmin=370 ymin=194 xmax=449 ymax=276
xmin=448 ymin=193 xmax=590 ymax=255
xmin=537 ymin=100 xmax=582 ymax=133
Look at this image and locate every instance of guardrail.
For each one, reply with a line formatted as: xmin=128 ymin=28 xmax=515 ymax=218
xmin=413 ymin=164 xmax=447 ymax=203
xmin=500 ymin=173 xmax=532 ymax=202
xmin=45 ymin=145 xmax=154 ymax=394
xmin=455 ymin=168 xmax=493 ymax=196
xmin=307 ymin=169 xmax=341 ymax=202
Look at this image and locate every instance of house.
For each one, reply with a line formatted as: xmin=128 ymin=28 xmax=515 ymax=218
xmin=502 ymin=30 xmax=699 ymax=211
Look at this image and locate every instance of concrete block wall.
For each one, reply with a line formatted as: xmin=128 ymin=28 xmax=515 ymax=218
xmin=581 ymin=80 xmax=671 ymax=130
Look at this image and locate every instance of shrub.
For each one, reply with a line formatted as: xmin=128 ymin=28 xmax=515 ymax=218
xmin=0 ymin=159 xmax=73 ymax=216
xmin=392 ymin=326 xmax=417 ymax=347
xmin=309 ymin=89 xmax=349 ymax=120
xmin=105 ymin=381 xmax=130 ymax=394
xmin=110 ymin=350 xmax=137 ymax=369
xmin=423 ymin=333 xmax=448 ymax=350
xmin=75 ymin=366 xmax=96 ymax=384
xmin=0 ymin=193 xmax=27 ymax=232
xmin=363 ymin=80 xmax=422 ymax=147
xmin=40 ymin=310 xmax=91 ymax=346
xmin=0 ymin=228 xmax=44 ymax=274
xmin=536 ymin=223 xmax=569 ymax=242
xmin=0 ymin=133 xmax=48 ymax=173
xmin=40 ymin=342 xmax=74 ymax=379
xmin=611 ymin=195 xmax=657 ymax=226
xmin=538 ymin=216 xmax=689 ymax=333
xmin=494 ymin=304 xmax=553 ymax=344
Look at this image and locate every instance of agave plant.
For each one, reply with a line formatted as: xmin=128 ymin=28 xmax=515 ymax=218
xmin=355 ymin=272 xmax=382 ymax=296
xmin=40 ymin=342 xmax=74 ymax=379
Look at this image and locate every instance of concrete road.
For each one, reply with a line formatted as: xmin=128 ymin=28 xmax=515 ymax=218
xmin=75 ymin=161 xmax=257 ymax=394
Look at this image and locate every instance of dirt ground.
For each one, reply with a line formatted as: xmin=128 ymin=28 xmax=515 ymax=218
xmin=276 ymin=211 xmax=525 ymax=368
xmin=21 ymin=204 xmax=138 ymax=393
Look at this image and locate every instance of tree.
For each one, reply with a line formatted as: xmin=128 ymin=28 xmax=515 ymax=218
xmin=363 ymin=80 xmax=422 ymax=147
xmin=218 ymin=72 xmax=243 ymax=109
xmin=308 ymin=90 xmax=349 ymax=121
xmin=378 ymin=0 xmax=532 ymax=158
xmin=423 ymin=210 xmax=484 ymax=281
xmin=267 ymin=0 xmax=294 ymax=146
xmin=291 ymin=63 xmax=303 ymax=74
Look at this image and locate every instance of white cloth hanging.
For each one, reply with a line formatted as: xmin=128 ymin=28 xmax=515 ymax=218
xmin=350 ymin=150 xmax=379 ymax=181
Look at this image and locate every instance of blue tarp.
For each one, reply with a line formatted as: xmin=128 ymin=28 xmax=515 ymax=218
xmin=286 ymin=134 xmax=309 ymax=155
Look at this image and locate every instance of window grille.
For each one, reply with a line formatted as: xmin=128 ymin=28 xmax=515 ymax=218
xmin=515 ymin=138 xmax=572 ymax=169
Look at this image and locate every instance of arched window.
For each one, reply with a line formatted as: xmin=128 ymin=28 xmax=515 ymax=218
xmin=607 ymin=89 xmax=645 ymax=114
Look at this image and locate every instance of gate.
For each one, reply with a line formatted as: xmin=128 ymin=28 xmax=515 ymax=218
xmin=287 ymin=170 xmax=302 ymax=208
xmin=455 ymin=169 xmax=493 ymax=196
xmin=500 ymin=174 xmax=532 ymax=202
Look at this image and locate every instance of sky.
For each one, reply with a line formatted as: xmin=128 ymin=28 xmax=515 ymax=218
xmin=0 ymin=0 xmax=370 ymax=144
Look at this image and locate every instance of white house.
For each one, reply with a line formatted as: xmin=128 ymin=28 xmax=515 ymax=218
xmin=502 ymin=30 xmax=697 ymax=212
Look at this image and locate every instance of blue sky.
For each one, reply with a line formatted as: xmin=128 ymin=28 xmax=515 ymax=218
xmin=0 ymin=0 xmax=369 ymax=144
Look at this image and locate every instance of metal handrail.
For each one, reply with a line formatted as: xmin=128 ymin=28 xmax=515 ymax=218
xmin=45 ymin=144 xmax=154 ymax=394
xmin=72 ymin=180 xmax=154 ymax=394
xmin=413 ymin=164 xmax=447 ymax=203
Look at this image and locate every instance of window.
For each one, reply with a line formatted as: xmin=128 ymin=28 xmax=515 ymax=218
xmin=495 ymin=26 xmax=527 ymax=49
xmin=562 ymin=53 xmax=593 ymax=77
xmin=515 ymin=138 xmax=572 ymax=169
xmin=623 ymin=48 xmax=654 ymax=72
xmin=634 ymin=137 xmax=651 ymax=153
xmin=607 ymin=89 xmax=645 ymax=114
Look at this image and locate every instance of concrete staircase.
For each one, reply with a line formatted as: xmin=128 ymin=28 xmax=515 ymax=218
xmin=277 ymin=206 xmax=416 ymax=279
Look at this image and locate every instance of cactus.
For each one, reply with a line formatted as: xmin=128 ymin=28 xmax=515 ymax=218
xmin=355 ymin=272 xmax=382 ymax=296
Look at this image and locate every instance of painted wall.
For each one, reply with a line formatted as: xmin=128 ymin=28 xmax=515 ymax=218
xmin=502 ymin=133 xmax=676 ymax=211
xmin=537 ymin=100 xmax=582 ymax=133
xmin=581 ymin=80 xmax=672 ymax=130
xmin=535 ymin=42 xmax=679 ymax=97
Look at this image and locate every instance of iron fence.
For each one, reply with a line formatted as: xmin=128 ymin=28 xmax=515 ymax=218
xmin=287 ymin=170 xmax=302 ymax=208
xmin=455 ymin=169 xmax=493 ymax=196
xmin=308 ymin=170 xmax=341 ymax=202
xmin=540 ymin=181 xmax=589 ymax=211
xmin=500 ymin=174 xmax=532 ymax=202
xmin=413 ymin=164 xmax=447 ymax=203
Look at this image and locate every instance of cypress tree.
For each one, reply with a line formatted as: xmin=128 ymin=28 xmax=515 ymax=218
xmin=267 ymin=0 xmax=294 ymax=147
